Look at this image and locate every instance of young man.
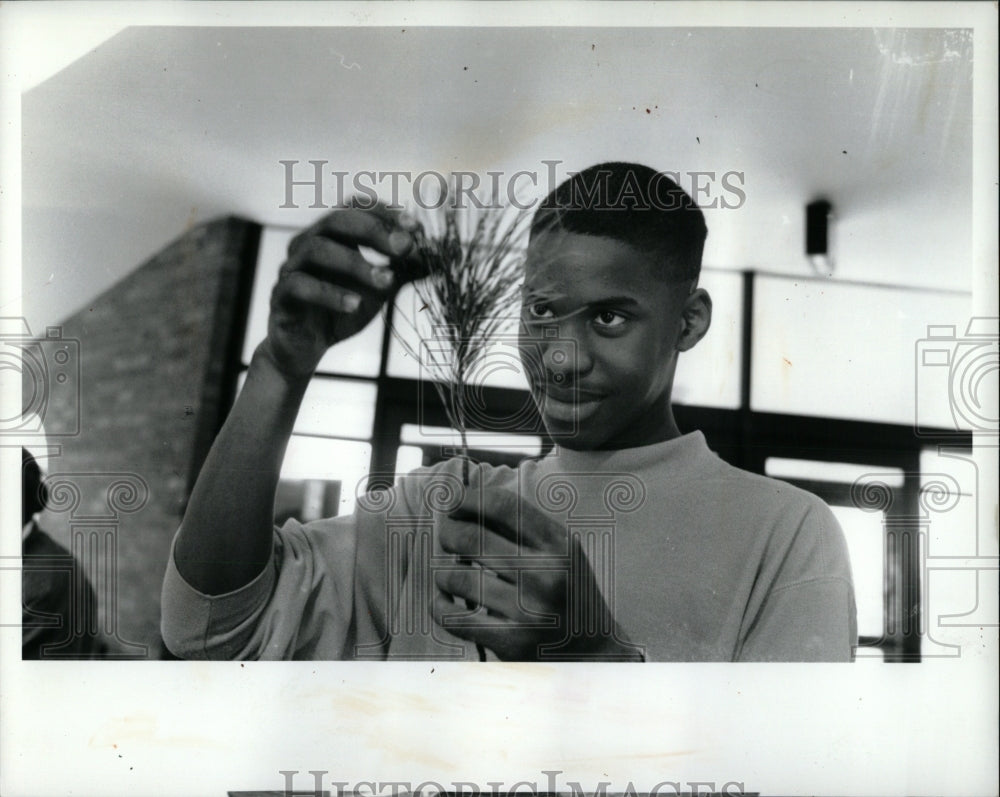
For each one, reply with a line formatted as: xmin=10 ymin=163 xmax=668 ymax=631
xmin=161 ymin=163 xmax=857 ymax=661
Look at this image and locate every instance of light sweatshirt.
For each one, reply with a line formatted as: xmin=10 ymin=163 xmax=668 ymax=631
xmin=161 ymin=431 xmax=857 ymax=661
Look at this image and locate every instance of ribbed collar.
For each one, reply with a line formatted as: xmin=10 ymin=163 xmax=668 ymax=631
xmin=544 ymin=430 xmax=717 ymax=479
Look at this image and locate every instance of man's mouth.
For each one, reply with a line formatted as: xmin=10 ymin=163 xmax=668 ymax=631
xmin=537 ymin=387 xmax=605 ymax=424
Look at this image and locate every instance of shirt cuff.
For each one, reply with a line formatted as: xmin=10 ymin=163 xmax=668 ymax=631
xmin=160 ymin=535 xmax=277 ymax=659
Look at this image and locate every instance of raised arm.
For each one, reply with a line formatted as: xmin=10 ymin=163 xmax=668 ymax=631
xmin=171 ymin=206 xmax=419 ymax=595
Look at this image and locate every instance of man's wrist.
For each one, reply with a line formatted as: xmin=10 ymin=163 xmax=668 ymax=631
xmin=250 ymin=340 xmax=314 ymax=393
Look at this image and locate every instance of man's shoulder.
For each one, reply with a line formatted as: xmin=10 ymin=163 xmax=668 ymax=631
xmin=707 ymin=461 xmax=849 ymax=573
xmin=700 ymin=457 xmax=833 ymax=518
xmin=654 ymin=455 xmax=844 ymax=555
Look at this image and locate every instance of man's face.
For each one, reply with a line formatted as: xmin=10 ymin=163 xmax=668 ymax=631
xmin=517 ymin=230 xmax=691 ymax=450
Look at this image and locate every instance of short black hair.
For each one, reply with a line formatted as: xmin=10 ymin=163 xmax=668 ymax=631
xmin=530 ymin=162 xmax=708 ymax=283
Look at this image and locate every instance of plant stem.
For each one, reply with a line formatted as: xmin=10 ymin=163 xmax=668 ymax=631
xmin=458 ymin=419 xmax=470 ymax=488
xmin=453 ymin=382 xmax=485 ymax=661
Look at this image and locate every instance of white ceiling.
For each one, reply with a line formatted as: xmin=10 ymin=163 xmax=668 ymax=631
xmin=21 ymin=25 xmax=974 ymax=330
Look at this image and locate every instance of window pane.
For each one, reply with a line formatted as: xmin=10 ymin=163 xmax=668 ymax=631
xmin=243 ymin=226 xmax=385 ymax=376
xmin=295 ymin=378 xmax=377 ymax=439
xmin=829 ymin=504 xmax=885 ymax=639
xmin=280 ymin=435 xmax=371 ymax=517
xmin=275 ymin=479 xmax=342 ymax=524
xmin=242 ymin=227 xmax=290 ymax=365
xmin=751 ymin=275 xmax=971 ymax=425
xmin=398 ymin=424 xmax=541 ymax=471
xmin=237 ymin=373 xmax=377 ymax=439
xmin=395 ymin=444 xmax=425 ymax=477
xmin=400 ymin=423 xmax=542 ymax=456
xmin=766 ymin=457 xmax=904 ymax=488
xmin=672 ymin=269 xmax=743 ymax=409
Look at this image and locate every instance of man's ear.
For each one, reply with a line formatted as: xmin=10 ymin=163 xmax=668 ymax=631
xmin=676 ymin=287 xmax=712 ymax=352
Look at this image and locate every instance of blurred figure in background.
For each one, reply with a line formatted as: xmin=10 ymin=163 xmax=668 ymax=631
xmin=21 ymin=447 xmax=106 ymax=659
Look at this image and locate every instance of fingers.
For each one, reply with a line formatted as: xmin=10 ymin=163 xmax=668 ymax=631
xmin=278 ymin=204 xmax=431 ymax=320
xmin=449 ymin=486 xmax=566 ymax=551
xmin=289 ymin=204 xmax=418 ymax=262
xmin=449 ymin=487 xmax=519 ymax=544
xmin=438 ymin=516 xmax=521 ymax=569
xmin=352 ymin=198 xmax=423 ymax=235
xmin=283 ymin=234 xmax=396 ymax=295
xmin=430 ymin=592 xmax=558 ymax=658
xmin=430 ymin=593 xmax=516 ymax=652
xmin=351 ymin=202 xmax=431 ymax=284
xmin=438 ymin=517 xmax=569 ymax=578
xmin=434 ymin=561 xmax=513 ymax=610
xmin=433 ymin=557 xmax=569 ymax=624
xmin=271 ymin=269 xmax=365 ymax=315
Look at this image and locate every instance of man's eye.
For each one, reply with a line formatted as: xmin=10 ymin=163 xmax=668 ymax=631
xmin=594 ymin=310 xmax=626 ymax=328
xmin=528 ymin=303 xmax=554 ymax=319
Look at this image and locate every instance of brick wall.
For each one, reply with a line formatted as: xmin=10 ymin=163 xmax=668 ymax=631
xmin=32 ymin=216 xmax=260 ymax=655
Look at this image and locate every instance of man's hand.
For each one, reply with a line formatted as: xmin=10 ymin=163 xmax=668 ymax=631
xmin=431 ymin=485 xmax=644 ymax=661
xmin=257 ymin=203 xmax=422 ymax=381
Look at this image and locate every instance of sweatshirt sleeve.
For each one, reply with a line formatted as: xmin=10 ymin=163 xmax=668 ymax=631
xmin=736 ymin=498 xmax=858 ymax=662
xmin=160 ymin=514 xmax=358 ymax=660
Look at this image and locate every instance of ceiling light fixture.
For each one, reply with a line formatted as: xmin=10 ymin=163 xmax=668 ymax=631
xmin=806 ymin=199 xmax=835 ymax=277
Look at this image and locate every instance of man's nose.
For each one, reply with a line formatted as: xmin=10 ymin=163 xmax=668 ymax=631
xmin=543 ymin=338 xmax=590 ymax=384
